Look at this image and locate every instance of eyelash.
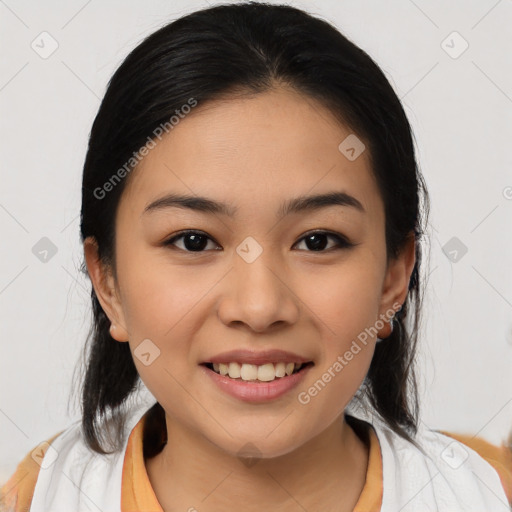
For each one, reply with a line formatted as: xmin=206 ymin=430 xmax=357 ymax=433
xmin=162 ymin=229 xmax=355 ymax=253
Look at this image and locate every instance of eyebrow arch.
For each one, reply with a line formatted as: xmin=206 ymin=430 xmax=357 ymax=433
xmin=142 ymin=191 xmax=365 ymax=219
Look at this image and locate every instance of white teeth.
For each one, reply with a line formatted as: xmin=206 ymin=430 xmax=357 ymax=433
xmin=257 ymin=363 xmax=276 ymax=382
xmin=209 ymin=361 xmax=306 ymax=381
xmin=240 ymin=364 xmax=258 ymax=381
xmin=275 ymin=362 xmax=286 ymax=378
xmin=228 ymin=362 xmax=241 ymax=379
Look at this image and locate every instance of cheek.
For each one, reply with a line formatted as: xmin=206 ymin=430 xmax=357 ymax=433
xmin=296 ymin=254 xmax=383 ymax=342
xmin=292 ymin=255 xmax=381 ymax=403
xmin=295 ymin=330 xmax=375 ymax=428
xmin=116 ymin=243 xmax=213 ymax=339
xmin=114 ymin=251 xmax=203 ymax=396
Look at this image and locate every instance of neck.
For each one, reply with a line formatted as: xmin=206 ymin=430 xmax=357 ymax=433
xmin=145 ymin=411 xmax=369 ymax=512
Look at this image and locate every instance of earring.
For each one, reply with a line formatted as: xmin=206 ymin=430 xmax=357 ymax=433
xmin=376 ymin=317 xmax=395 ymax=343
xmin=109 ymin=323 xmax=116 ymax=333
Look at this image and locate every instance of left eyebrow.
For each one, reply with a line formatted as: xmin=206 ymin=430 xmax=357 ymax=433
xmin=142 ymin=191 xmax=365 ymax=219
xmin=278 ymin=191 xmax=365 ymax=217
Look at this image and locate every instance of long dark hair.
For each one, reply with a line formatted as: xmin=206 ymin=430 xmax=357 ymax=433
xmin=72 ymin=1 xmax=430 ymax=455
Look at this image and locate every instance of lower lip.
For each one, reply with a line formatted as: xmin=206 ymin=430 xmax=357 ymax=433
xmin=200 ymin=364 xmax=313 ymax=403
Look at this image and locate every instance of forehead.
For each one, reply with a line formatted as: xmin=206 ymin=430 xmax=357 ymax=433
xmin=119 ymin=87 xmax=382 ymax=221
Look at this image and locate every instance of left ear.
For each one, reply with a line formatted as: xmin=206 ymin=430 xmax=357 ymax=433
xmin=379 ymin=231 xmax=416 ymax=316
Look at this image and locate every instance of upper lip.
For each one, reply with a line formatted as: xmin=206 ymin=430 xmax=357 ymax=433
xmin=202 ymin=349 xmax=312 ymax=366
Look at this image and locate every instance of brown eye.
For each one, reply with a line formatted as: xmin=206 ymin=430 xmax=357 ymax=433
xmin=164 ymin=230 xmax=220 ymax=252
xmin=163 ymin=229 xmax=355 ymax=253
xmin=294 ymin=231 xmax=354 ymax=252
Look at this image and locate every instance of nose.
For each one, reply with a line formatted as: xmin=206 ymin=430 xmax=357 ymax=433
xmin=217 ymin=249 xmax=300 ymax=333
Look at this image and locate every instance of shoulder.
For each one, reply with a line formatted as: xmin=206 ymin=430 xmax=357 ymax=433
xmin=0 ymin=430 xmax=64 ymax=512
xmin=440 ymin=430 xmax=512 ymax=505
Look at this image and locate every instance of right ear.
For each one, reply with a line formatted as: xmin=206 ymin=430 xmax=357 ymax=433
xmin=83 ymin=236 xmax=129 ymax=342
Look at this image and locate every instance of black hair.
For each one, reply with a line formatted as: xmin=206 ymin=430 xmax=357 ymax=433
xmin=73 ymin=1 xmax=430 ymax=455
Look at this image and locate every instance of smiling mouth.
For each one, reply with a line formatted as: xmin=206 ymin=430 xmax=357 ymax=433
xmin=202 ymin=361 xmax=314 ymax=382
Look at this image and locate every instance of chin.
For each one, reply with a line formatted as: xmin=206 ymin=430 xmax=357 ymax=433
xmin=205 ymin=425 xmax=309 ymax=461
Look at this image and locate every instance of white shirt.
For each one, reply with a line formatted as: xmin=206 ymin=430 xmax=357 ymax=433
xmin=28 ymin=398 xmax=510 ymax=512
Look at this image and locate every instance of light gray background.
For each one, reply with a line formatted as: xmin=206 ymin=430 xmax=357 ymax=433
xmin=1 ymin=0 xmax=511 ymax=485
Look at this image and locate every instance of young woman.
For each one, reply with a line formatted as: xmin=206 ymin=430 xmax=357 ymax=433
xmin=2 ymin=2 xmax=511 ymax=511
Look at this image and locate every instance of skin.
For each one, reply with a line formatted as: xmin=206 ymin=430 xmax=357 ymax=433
xmin=84 ymin=86 xmax=415 ymax=512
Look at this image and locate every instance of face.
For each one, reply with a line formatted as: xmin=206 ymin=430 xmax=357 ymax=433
xmin=86 ymin=87 xmax=414 ymax=459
